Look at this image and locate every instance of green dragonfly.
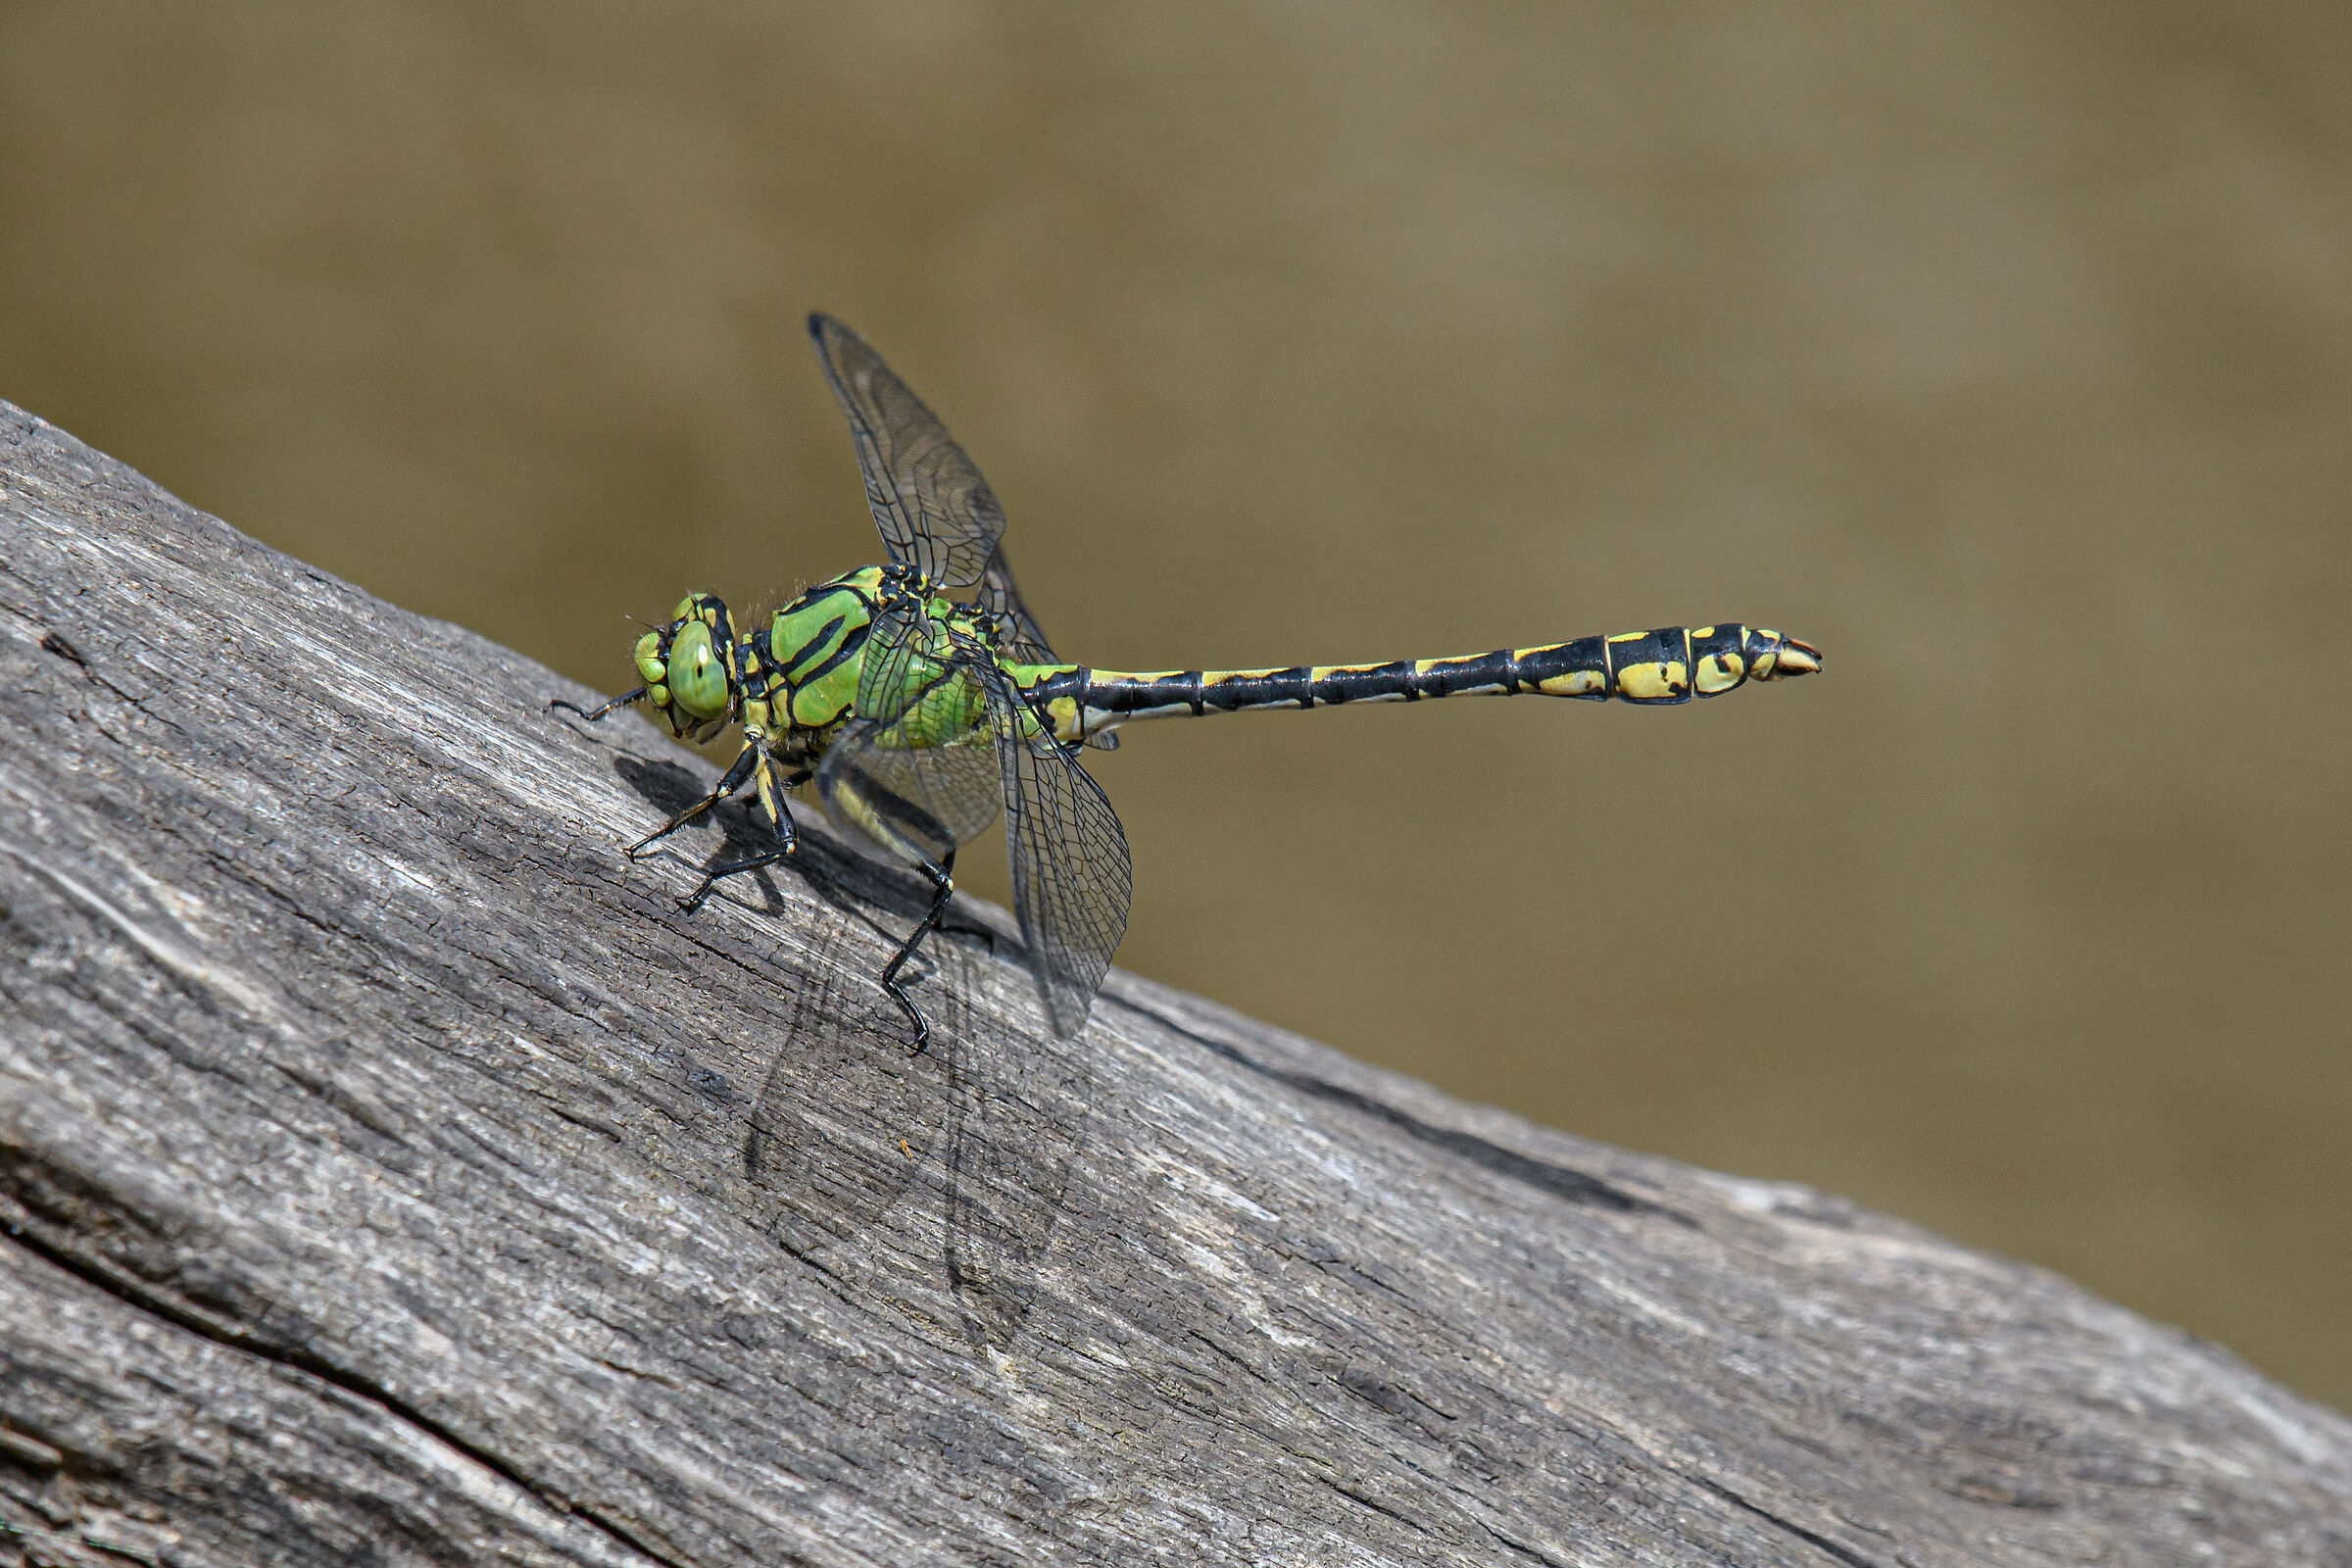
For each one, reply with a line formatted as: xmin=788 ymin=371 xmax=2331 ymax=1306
xmin=557 ymin=315 xmax=1820 ymax=1048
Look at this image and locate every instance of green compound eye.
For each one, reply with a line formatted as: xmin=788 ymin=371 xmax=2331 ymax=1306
xmin=664 ymin=619 xmax=729 ymax=718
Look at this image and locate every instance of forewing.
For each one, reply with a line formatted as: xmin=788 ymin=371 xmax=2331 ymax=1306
xmin=808 ymin=314 xmax=1005 ymax=591
xmin=976 ymin=540 xmax=1055 ymax=663
xmin=980 ymin=537 xmax=1114 ymax=749
xmin=814 ymin=597 xmax=1003 ymax=866
xmin=973 ymin=657 xmax=1132 ymax=1038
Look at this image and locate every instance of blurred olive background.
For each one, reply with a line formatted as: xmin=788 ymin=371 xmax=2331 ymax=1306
xmin=3 ymin=4 xmax=2347 ymax=1407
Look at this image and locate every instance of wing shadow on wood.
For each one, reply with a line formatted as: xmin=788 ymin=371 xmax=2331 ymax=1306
xmin=738 ymin=924 xmax=1089 ymax=1351
xmin=595 ymin=747 xmax=1082 ymax=1348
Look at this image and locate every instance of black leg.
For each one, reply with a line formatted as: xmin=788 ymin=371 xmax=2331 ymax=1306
xmin=676 ymin=765 xmax=811 ymax=911
xmin=677 ymin=830 xmax=797 ymax=910
xmin=877 ymin=850 xmax=956 ymax=1055
xmin=630 ymin=744 xmax=760 ymax=859
xmin=549 ymin=687 xmax=647 ymax=722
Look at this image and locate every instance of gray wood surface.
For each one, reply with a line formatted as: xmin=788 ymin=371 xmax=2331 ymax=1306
xmin=2 ymin=400 xmax=2347 ymax=1568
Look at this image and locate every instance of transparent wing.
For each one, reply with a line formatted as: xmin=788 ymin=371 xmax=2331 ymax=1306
xmin=979 ymin=539 xmax=1116 ymax=750
xmin=808 ymin=314 xmax=1006 ymax=592
xmin=971 ymin=654 xmax=1132 ymax=1039
xmin=813 ymin=596 xmax=1003 ymax=867
xmin=976 ymin=540 xmax=1054 ymax=662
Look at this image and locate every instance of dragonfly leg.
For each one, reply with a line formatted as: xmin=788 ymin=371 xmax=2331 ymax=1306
xmin=677 ymin=761 xmax=811 ymax=912
xmin=549 ymin=687 xmax=647 ymax=722
xmin=877 ymin=849 xmax=956 ymax=1056
xmin=630 ymin=744 xmax=761 ymax=859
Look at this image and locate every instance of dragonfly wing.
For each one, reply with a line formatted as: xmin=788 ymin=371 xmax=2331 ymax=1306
xmin=977 ymin=539 xmax=1115 ymax=747
xmin=976 ymin=539 xmax=1056 ymax=663
xmin=808 ymin=314 xmax=1005 ymax=592
xmin=973 ymin=655 xmax=1132 ymax=1038
xmin=814 ymin=597 xmax=1003 ymax=866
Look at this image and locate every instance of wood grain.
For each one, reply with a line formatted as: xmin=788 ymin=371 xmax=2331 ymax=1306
xmin=3 ymin=402 xmax=2347 ymax=1566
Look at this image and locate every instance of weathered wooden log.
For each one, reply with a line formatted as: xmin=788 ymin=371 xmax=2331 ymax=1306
xmin=1 ymin=399 xmax=2346 ymax=1568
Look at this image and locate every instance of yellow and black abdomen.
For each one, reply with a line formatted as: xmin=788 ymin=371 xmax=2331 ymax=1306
xmin=1509 ymin=624 xmax=1821 ymax=704
xmin=1019 ymin=624 xmax=1819 ymax=744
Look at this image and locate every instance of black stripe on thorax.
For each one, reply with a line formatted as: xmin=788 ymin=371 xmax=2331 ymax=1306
xmin=790 ymin=618 xmax=871 ymax=691
xmin=774 ymin=612 xmax=847 ymax=681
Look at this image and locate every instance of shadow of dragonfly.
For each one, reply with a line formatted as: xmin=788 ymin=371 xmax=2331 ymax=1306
xmin=741 ymin=912 xmax=1090 ymax=1350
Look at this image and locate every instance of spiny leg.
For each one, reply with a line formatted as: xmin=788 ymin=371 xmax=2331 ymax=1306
xmin=630 ymin=743 xmax=761 ymax=860
xmin=548 ymin=687 xmax=647 ymax=722
xmin=678 ymin=761 xmax=812 ymax=912
xmin=878 ymin=849 xmax=956 ymax=1055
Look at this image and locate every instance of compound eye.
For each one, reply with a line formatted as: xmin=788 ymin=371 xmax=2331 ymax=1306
xmin=665 ymin=619 xmax=730 ymax=718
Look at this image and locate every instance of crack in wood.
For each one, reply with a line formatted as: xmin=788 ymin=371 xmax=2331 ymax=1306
xmin=1691 ymin=1476 xmax=1884 ymax=1568
xmin=0 ymin=1224 xmax=689 ymax=1568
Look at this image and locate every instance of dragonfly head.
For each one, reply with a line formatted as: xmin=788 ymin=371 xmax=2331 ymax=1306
xmin=633 ymin=593 xmax=741 ymax=740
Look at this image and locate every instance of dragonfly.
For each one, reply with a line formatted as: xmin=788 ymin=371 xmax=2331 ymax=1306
xmin=556 ymin=314 xmax=1820 ymax=1049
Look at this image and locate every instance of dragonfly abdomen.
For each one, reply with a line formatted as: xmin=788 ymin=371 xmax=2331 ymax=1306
xmin=1024 ymin=624 xmax=1818 ymax=742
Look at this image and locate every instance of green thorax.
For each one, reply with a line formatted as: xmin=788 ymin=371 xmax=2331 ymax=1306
xmin=744 ymin=565 xmax=1062 ymax=756
xmin=737 ymin=564 xmax=884 ymax=741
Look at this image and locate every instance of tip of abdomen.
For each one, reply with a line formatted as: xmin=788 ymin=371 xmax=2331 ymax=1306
xmin=1767 ymin=635 xmax=1822 ymax=678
